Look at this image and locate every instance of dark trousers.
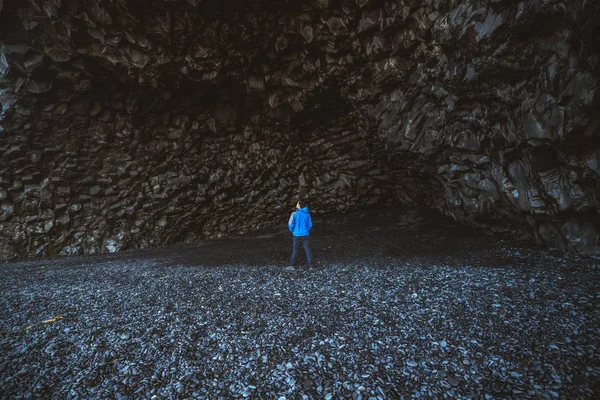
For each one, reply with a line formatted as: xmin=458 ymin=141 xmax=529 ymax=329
xmin=291 ymin=235 xmax=313 ymax=265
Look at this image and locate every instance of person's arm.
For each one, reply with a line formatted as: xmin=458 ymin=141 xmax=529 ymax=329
xmin=288 ymin=212 xmax=296 ymax=233
xmin=308 ymin=213 xmax=313 ymax=231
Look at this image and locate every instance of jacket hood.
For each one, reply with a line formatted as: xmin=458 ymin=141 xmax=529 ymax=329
xmin=297 ymin=207 xmax=309 ymax=213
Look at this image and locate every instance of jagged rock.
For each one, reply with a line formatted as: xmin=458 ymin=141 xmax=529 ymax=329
xmin=0 ymin=0 xmax=599 ymax=260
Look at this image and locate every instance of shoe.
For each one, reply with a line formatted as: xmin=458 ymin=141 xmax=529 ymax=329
xmin=286 ymin=265 xmax=295 ymax=270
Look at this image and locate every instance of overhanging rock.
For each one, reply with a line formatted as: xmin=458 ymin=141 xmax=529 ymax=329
xmin=1 ymin=0 xmax=599 ymax=259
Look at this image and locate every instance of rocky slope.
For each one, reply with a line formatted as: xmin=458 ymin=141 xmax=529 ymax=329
xmin=1 ymin=0 xmax=599 ymax=259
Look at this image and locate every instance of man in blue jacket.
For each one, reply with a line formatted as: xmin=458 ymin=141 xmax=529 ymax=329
xmin=288 ymin=200 xmax=313 ymax=266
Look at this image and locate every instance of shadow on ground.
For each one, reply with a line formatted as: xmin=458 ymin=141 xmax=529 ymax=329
xmin=50 ymin=207 xmax=544 ymax=269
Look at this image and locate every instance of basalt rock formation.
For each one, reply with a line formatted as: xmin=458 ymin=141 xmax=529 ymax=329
xmin=1 ymin=0 xmax=599 ymax=260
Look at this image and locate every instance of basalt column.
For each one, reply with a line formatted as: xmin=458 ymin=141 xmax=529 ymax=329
xmin=1 ymin=0 xmax=599 ymax=260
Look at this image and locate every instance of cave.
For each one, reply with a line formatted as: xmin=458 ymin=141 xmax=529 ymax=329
xmin=2 ymin=1 xmax=600 ymax=398
xmin=1 ymin=0 xmax=600 ymax=260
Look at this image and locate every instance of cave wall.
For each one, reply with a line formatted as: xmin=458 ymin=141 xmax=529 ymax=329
xmin=1 ymin=0 xmax=599 ymax=259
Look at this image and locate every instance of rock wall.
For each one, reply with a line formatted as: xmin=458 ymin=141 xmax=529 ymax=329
xmin=1 ymin=0 xmax=599 ymax=259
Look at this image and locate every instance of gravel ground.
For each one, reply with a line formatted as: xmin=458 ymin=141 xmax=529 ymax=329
xmin=1 ymin=208 xmax=599 ymax=399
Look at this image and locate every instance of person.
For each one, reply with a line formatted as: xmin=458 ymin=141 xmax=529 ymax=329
xmin=288 ymin=200 xmax=313 ymax=266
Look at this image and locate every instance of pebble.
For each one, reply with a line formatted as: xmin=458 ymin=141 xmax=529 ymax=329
xmin=0 ymin=210 xmax=598 ymax=399
xmin=448 ymin=377 xmax=459 ymax=387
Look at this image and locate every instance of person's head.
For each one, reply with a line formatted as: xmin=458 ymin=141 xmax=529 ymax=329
xmin=297 ymin=200 xmax=307 ymax=209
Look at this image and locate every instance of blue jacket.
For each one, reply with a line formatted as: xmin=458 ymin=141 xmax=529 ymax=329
xmin=288 ymin=207 xmax=313 ymax=236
